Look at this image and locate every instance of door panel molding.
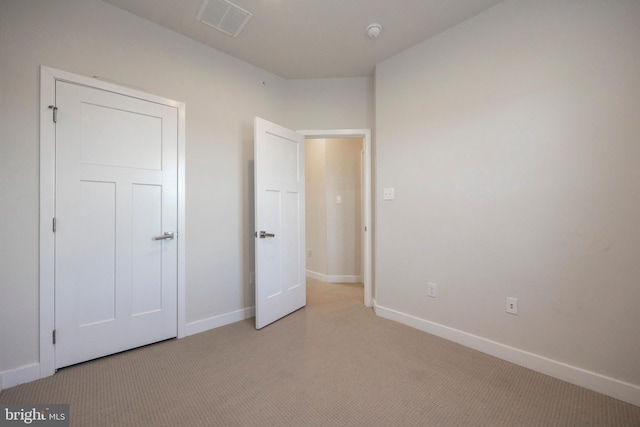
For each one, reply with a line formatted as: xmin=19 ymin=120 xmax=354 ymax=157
xmin=39 ymin=66 xmax=186 ymax=378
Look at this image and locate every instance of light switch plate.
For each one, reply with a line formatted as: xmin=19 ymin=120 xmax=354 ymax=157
xmin=383 ymin=187 xmax=395 ymax=200
xmin=427 ymin=282 xmax=437 ymax=298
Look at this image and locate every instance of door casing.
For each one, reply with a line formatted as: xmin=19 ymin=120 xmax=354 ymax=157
xmin=39 ymin=66 xmax=186 ymax=378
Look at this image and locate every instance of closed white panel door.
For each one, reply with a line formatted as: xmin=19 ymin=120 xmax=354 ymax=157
xmin=254 ymin=117 xmax=306 ymax=329
xmin=55 ymin=81 xmax=178 ymax=368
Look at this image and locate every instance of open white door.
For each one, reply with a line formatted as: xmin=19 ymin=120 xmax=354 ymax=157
xmin=254 ymin=117 xmax=306 ymax=329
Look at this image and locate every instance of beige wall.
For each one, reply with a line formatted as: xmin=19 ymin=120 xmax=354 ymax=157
xmin=305 ymin=138 xmax=363 ymax=281
xmin=305 ymin=139 xmax=328 ymax=276
xmin=375 ymin=0 xmax=640 ymax=396
xmin=325 ymin=138 xmax=363 ymax=279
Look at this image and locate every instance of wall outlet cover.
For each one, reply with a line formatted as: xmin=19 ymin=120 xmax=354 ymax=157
xmin=428 ymin=282 xmax=437 ymax=298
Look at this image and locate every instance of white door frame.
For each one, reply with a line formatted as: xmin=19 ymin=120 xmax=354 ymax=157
xmin=298 ymin=129 xmax=373 ymax=307
xmin=39 ymin=66 xmax=187 ymax=378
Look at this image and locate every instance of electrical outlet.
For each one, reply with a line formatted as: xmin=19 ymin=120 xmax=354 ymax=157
xmin=427 ymin=282 xmax=438 ymax=298
xmin=506 ymin=297 xmax=518 ymax=315
xmin=307 ymin=248 xmax=312 ymax=258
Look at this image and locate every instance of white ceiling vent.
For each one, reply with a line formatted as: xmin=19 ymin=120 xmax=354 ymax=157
xmin=197 ymin=0 xmax=252 ymax=38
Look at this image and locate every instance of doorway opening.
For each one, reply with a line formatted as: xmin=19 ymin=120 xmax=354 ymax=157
xmin=299 ymin=129 xmax=372 ymax=307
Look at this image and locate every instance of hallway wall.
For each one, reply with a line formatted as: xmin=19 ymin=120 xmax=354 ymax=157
xmin=306 ymin=138 xmax=363 ymax=282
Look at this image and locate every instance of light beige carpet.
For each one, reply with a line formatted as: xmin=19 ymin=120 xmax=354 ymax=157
xmin=1 ymin=279 xmax=639 ymax=426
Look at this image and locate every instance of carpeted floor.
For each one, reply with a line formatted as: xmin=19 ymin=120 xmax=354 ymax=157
xmin=1 ymin=279 xmax=639 ymax=426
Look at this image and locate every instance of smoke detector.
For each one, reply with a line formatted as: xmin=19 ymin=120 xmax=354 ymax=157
xmin=366 ymin=23 xmax=382 ymax=39
xmin=197 ymin=0 xmax=252 ymax=38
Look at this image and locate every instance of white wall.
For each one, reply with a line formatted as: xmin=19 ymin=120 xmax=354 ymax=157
xmin=0 ymin=0 xmax=286 ymax=377
xmin=285 ymin=78 xmax=373 ymax=130
xmin=305 ymin=138 xmax=363 ymax=281
xmin=375 ymin=0 xmax=640 ymax=404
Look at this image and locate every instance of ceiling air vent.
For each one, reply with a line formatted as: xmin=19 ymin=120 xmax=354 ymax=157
xmin=197 ymin=0 xmax=252 ymax=38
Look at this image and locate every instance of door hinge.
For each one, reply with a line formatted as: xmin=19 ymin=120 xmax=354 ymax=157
xmin=52 ymin=218 xmax=56 ymax=232
xmin=48 ymin=105 xmax=58 ymax=123
xmin=52 ymin=330 xmax=56 ymax=345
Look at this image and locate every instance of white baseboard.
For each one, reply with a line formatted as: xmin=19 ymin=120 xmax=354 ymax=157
xmin=306 ymin=270 xmax=362 ymax=283
xmin=0 ymin=362 xmax=41 ymax=390
xmin=306 ymin=270 xmax=327 ymax=282
xmin=374 ymin=303 xmax=640 ymax=407
xmin=185 ymin=306 xmax=255 ymax=336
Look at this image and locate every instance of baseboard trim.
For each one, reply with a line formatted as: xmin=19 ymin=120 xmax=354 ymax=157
xmin=374 ymin=303 xmax=640 ymax=407
xmin=306 ymin=270 xmax=326 ymax=281
xmin=0 ymin=362 xmax=41 ymax=390
xmin=306 ymin=270 xmax=362 ymax=283
xmin=185 ymin=306 xmax=255 ymax=336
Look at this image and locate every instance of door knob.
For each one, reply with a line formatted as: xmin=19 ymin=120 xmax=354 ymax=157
xmin=153 ymin=232 xmax=174 ymax=241
xmin=259 ymin=231 xmax=275 ymax=238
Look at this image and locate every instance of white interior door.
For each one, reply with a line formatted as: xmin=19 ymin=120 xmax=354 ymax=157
xmin=254 ymin=117 xmax=306 ymax=329
xmin=54 ymin=80 xmax=178 ymax=368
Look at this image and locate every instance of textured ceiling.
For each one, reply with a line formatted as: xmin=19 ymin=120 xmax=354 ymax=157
xmin=102 ymin=0 xmax=504 ymax=79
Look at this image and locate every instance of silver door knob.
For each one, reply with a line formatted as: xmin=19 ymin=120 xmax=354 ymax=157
xmin=259 ymin=231 xmax=275 ymax=238
xmin=153 ymin=232 xmax=174 ymax=241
